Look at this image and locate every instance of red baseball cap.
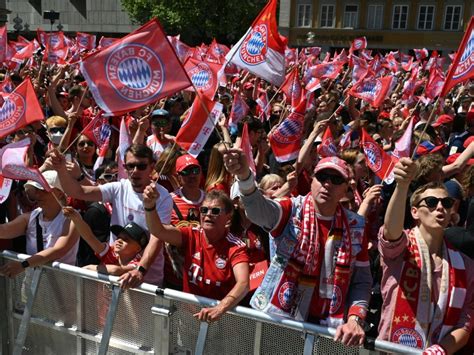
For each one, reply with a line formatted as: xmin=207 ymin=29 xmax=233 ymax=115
xmin=175 ymin=154 xmax=200 ymax=173
xmin=432 ymin=114 xmax=453 ymax=127
xmin=313 ymin=157 xmax=350 ymax=180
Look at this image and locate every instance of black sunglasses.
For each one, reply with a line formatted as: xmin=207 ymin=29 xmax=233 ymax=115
xmin=78 ymin=141 xmax=95 ymax=147
xmin=199 ymin=206 xmax=222 ymax=216
xmin=49 ymin=127 xmax=66 ymax=134
xmin=314 ymin=171 xmax=347 ymax=185
xmin=416 ymin=196 xmax=455 ymax=209
xmin=123 ymin=163 xmax=148 ymax=171
xmin=179 ymin=167 xmax=201 ymax=176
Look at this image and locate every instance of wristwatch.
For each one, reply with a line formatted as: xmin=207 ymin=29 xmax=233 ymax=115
xmin=349 ymin=315 xmax=366 ymax=329
xmin=21 ymin=260 xmax=30 ymax=269
xmin=136 ymin=265 xmax=147 ymax=276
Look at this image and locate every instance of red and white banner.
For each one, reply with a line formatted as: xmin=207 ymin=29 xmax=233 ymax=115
xmin=360 ymin=129 xmax=397 ymax=181
xmin=280 ymin=67 xmax=302 ymax=106
xmin=225 ymin=0 xmax=287 ymax=86
xmin=229 ymin=92 xmax=249 ymax=126
xmin=183 ymin=57 xmax=222 ymax=99
xmin=349 ymin=75 xmax=393 ymax=107
xmin=317 ymin=126 xmax=338 ymax=158
xmin=76 ymin=32 xmax=96 ymax=51
xmin=175 ymin=95 xmax=223 ymax=157
xmin=81 ymin=18 xmax=192 ymax=116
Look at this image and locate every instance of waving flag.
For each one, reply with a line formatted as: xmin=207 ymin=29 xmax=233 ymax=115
xmin=0 ymin=175 xmax=12 ymax=204
xmin=317 ymin=126 xmax=338 ymax=158
xmin=0 ymin=26 xmax=6 ymax=64
xmin=76 ymin=32 xmax=96 ymax=51
xmin=350 ymin=55 xmax=368 ymax=84
xmin=413 ymin=48 xmax=429 ymax=61
xmin=0 ymin=78 xmax=44 ymax=139
xmin=401 ymin=65 xmax=420 ymax=102
xmin=350 ymin=37 xmax=367 ymax=52
xmin=308 ymin=61 xmax=343 ymax=80
xmin=117 ymin=117 xmax=131 ymax=179
xmin=269 ymin=99 xmax=306 ymax=162
xmin=43 ymin=42 xmax=69 ymax=64
xmin=176 ymin=95 xmax=223 ymax=157
xmin=168 ymin=35 xmax=193 ymax=63
xmin=382 ymin=53 xmax=399 ymax=73
xmin=98 ymin=36 xmax=118 ymax=49
xmin=256 ymin=89 xmax=270 ymax=121
xmin=241 ymin=123 xmax=257 ymax=175
xmin=183 ymin=57 xmax=222 ymax=99
xmin=81 ymin=18 xmax=192 ymax=116
xmin=400 ymin=53 xmax=414 ymax=71
xmin=225 ymin=0 xmax=287 ymax=86
xmin=280 ymin=67 xmax=302 ymax=106
xmin=229 ymin=92 xmax=249 ymax=126
xmin=349 ymin=75 xmax=393 ymax=107
xmin=206 ymin=38 xmax=229 ymax=64
xmin=440 ymin=16 xmax=474 ymax=97
xmin=424 ymin=67 xmax=445 ymax=101
xmin=0 ymin=138 xmax=51 ymax=190
xmin=393 ymin=117 xmax=414 ymax=159
xmin=10 ymin=41 xmax=35 ymax=67
xmin=360 ymin=129 xmax=397 ymax=181
xmin=285 ymin=47 xmax=297 ymax=67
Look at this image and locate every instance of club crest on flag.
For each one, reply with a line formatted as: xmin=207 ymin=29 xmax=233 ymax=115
xmin=358 ymin=80 xmax=382 ymax=101
xmin=0 ymin=93 xmax=25 ymax=132
xmin=272 ymin=115 xmax=303 ymax=144
xmin=188 ymin=62 xmax=213 ymax=91
xmin=105 ymin=44 xmax=164 ymax=103
xmin=289 ymin=82 xmax=301 ymax=100
xmin=362 ymin=141 xmax=382 ymax=172
xmin=453 ymin=31 xmax=474 ymax=80
xmin=240 ymin=24 xmax=268 ymax=65
xmin=78 ymin=36 xmax=90 ymax=48
xmin=354 ymin=39 xmax=363 ymax=49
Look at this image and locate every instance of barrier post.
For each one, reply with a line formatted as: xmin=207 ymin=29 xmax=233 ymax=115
xmin=98 ymin=285 xmax=122 ymax=355
xmin=151 ymin=294 xmax=172 ymax=354
xmin=0 ymin=261 xmax=8 ymax=355
xmin=75 ymin=276 xmax=84 ymax=355
xmin=195 ymin=321 xmax=209 ymax=355
xmin=253 ymin=321 xmax=263 ymax=355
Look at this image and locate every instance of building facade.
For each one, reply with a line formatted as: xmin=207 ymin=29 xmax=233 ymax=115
xmin=279 ymin=0 xmax=473 ymax=54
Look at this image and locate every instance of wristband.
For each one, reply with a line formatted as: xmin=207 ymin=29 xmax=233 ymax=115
xmin=144 ymin=205 xmax=156 ymax=212
xmin=136 ymin=265 xmax=147 ymax=275
xmin=76 ymin=173 xmax=85 ymax=182
xmin=21 ymin=260 xmax=30 ymax=269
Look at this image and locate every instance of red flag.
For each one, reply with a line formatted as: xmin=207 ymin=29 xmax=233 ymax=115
xmin=285 ymin=47 xmax=297 ymax=67
xmin=400 ymin=53 xmax=414 ymax=71
xmin=43 ymin=42 xmax=69 ymax=64
xmin=0 ymin=78 xmax=44 ymax=139
xmin=256 ymin=89 xmax=270 ymax=121
xmin=229 ymin=92 xmax=249 ymax=126
xmin=424 ymin=67 xmax=445 ymax=101
xmin=413 ymin=48 xmax=429 ymax=61
xmin=175 ymin=96 xmax=223 ymax=157
xmin=76 ymin=32 xmax=96 ymax=51
xmin=0 ymin=138 xmax=51 ymax=190
xmin=81 ymin=19 xmax=192 ymax=116
xmin=0 ymin=174 xmax=12 ymax=204
xmin=205 ymin=38 xmax=229 ymax=64
xmin=98 ymin=36 xmax=118 ymax=49
xmin=10 ymin=41 xmax=35 ymax=67
xmin=0 ymin=26 xmax=6 ymax=64
xmin=309 ymin=61 xmax=343 ymax=80
xmin=393 ymin=117 xmax=414 ymax=159
xmin=269 ymin=99 xmax=306 ymax=162
xmin=168 ymin=35 xmax=193 ymax=63
xmin=440 ymin=16 xmax=474 ymax=97
xmin=280 ymin=67 xmax=302 ymax=106
xmin=350 ymin=37 xmax=367 ymax=52
xmin=401 ymin=65 xmax=420 ymax=102
xmin=349 ymin=75 xmax=393 ymax=107
xmin=317 ymin=126 xmax=338 ymax=158
xmin=350 ymin=55 xmax=368 ymax=84
xmin=360 ymin=129 xmax=397 ymax=181
xmin=241 ymin=123 xmax=257 ymax=175
xmin=382 ymin=53 xmax=399 ymax=73
xmin=183 ymin=57 xmax=222 ymax=99
xmin=37 ymin=29 xmax=65 ymax=49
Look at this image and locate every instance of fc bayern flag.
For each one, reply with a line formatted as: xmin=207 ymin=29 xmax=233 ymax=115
xmin=269 ymin=98 xmax=306 ymax=162
xmin=81 ymin=18 xmax=192 ymax=116
xmin=317 ymin=126 xmax=338 ymax=158
xmin=183 ymin=57 xmax=222 ymax=99
xmin=175 ymin=95 xmax=223 ymax=157
xmin=349 ymin=75 xmax=393 ymax=107
xmin=0 ymin=26 xmax=6 ymax=64
xmin=280 ymin=67 xmax=302 ymax=106
xmin=309 ymin=61 xmax=343 ymax=80
xmin=0 ymin=138 xmax=51 ymax=191
xmin=76 ymin=32 xmax=96 ymax=51
xmin=440 ymin=16 xmax=474 ymax=97
xmin=350 ymin=37 xmax=367 ymax=52
xmin=225 ymin=0 xmax=287 ymax=86
xmin=424 ymin=67 xmax=445 ymax=101
xmin=98 ymin=36 xmax=118 ymax=49
xmin=0 ymin=175 xmax=12 ymax=204
xmin=229 ymin=92 xmax=249 ymax=126
xmin=360 ymin=129 xmax=397 ymax=181
xmin=0 ymin=78 xmax=44 ymax=139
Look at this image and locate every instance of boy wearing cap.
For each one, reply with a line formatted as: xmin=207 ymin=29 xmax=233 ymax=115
xmin=145 ymin=109 xmax=174 ymax=160
xmin=0 ymin=171 xmax=80 ymax=278
xmin=223 ymin=149 xmax=371 ymax=347
xmin=63 ymin=207 xmax=148 ymax=275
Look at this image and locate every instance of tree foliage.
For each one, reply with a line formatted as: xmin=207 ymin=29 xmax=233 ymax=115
xmin=121 ymin=0 xmax=268 ymax=45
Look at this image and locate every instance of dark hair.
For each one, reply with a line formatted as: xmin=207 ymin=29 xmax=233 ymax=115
xmin=204 ymin=190 xmax=234 ymax=213
xmin=124 ymin=144 xmax=154 ymax=164
xmin=68 ymin=85 xmax=84 ymax=99
xmin=237 ymin=116 xmax=263 ymax=136
xmin=95 ymin=161 xmax=118 ymax=180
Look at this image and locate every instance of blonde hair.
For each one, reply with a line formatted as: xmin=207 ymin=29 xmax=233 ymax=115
xmin=259 ymin=174 xmax=284 ymax=191
xmin=45 ymin=115 xmax=67 ymax=128
xmin=205 ymin=143 xmax=229 ymax=191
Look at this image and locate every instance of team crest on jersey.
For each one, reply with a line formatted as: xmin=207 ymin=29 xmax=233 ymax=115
xmin=188 ymin=63 xmax=213 ymax=91
xmin=329 ymin=285 xmax=342 ymax=314
xmin=271 ymin=113 xmax=303 ymax=144
xmin=278 ymin=281 xmax=296 ymax=311
xmin=240 ymin=24 xmax=268 ymax=65
xmin=106 ymin=44 xmax=164 ymax=103
xmin=215 ymin=257 xmax=227 ymax=269
xmin=392 ymin=328 xmax=424 ymax=348
xmin=0 ymin=94 xmax=25 ymax=132
xmin=362 ymin=141 xmax=382 ymax=172
xmin=453 ymin=31 xmax=474 ymax=80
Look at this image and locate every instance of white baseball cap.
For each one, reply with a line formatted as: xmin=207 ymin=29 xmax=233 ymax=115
xmin=24 ymin=170 xmax=63 ymax=192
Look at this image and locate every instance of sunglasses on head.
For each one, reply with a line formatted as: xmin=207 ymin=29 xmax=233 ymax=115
xmin=49 ymin=127 xmax=66 ymax=134
xmin=179 ymin=166 xmax=201 ymax=176
xmin=199 ymin=206 xmax=222 ymax=216
xmin=416 ymin=196 xmax=455 ymax=209
xmin=151 ymin=118 xmax=169 ymax=128
xmin=123 ymin=163 xmax=148 ymax=171
xmin=314 ymin=171 xmax=347 ymax=185
xmin=78 ymin=140 xmax=94 ymax=148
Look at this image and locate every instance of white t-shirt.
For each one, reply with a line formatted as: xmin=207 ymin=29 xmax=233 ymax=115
xmin=100 ymin=179 xmax=173 ymax=285
xmin=27 ymin=208 xmax=79 ymax=265
xmin=146 ymin=135 xmax=170 ymax=160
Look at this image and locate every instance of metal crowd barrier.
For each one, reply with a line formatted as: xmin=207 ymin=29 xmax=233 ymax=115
xmin=0 ymin=251 xmax=422 ymax=355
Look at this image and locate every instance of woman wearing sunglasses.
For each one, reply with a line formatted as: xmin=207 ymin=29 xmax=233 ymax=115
xmin=143 ymin=186 xmax=249 ymax=323
xmin=378 ymin=157 xmax=474 ymax=354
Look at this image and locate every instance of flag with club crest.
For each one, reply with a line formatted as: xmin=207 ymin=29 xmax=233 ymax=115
xmin=280 ymin=67 xmax=302 ymax=106
xmin=413 ymin=48 xmax=429 ymax=61
xmin=183 ymin=57 xmax=222 ymax=99
xmin=81 ymin=113 xmax=111 ymax=171
xmin=440 ymin=16 xmax=474 ymax=97
xmin=43 ymin=42 xmax=69 ymax=64
xmin=0 ymin=78 xmax=44 ymax=139
xmin=205 ymin=38 xmax=229 ymax=64
xmin=256 ymin=89 xmax=270 ymax=121
xmin=269 ymin=99 xmax=306 ymax=162
xmin=76 ymin=32 xmax=96 ymax=51
xmin=0 ymin=26 xmax=6 ymax=64
xmin=360 ymin=129 xmax=397 ymax=181
xmin=0 ymin=138 xmax=51 ymax=190
xmin=317 ymin=126 xmax=338 ymax=158
xmin=424 ymin=67 xmax=445 ymax=101
xmin=229 ymin=92 xmax=249 ymax=126
xmin=308 ymin=61 xmax=343 ymax=80
xmin=0 ymin=76 xmax=14 ymax=93
xmin=400 ymin=53 xmax=414 ymax=71
xmin=37 ymin=29 xmax=65 ymax=49
xmin=350 ymin=37 xmax=367 ymax=53
xmin=401 ymin=65 xmax=420 ymax=102
xmin=350 ymin=55 xmax=368 ymax=84
xmin=175 ymin=95 xmax=223 ymax=157
xmin=225 ymin=0 xmax=287 ymax=86
xmin=98 ymin=36 xmax=118 ymax=49
xmin=285 ymin=47 xmax=297 ymax=67
xmin=241 ymin=122 xmax=257 ymax=175
xmin=10 ymin=41 xmax=36 ymax=67
xmin=349 ymin=75 xmax=393 ymax=107
xmin=168 ymin=35 xmax=193 ymax=63
xmin=382 ymin=53 xmax=399 ymax=73
xmin=393 ymin=117 xmax=414 ymax=159
xmin=81 ymin=18 xmax=192 ymax=116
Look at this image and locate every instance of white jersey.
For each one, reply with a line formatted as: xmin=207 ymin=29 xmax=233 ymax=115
xmin=27 ymin=208 xmax=79 ymax=265
xmin=146 ymin=135 xmax=170 ymax=160
xmin=100 ymin=179 xmax=173 ymax=285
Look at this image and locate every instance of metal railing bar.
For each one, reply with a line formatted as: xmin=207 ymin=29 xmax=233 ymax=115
xmin=98 ymin=285 xmax=122 ymax=355
xmin=195 ymin=321 xmax=209 ymax=355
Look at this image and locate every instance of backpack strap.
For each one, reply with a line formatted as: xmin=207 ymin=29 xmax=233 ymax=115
xmin=36 ymin=214 xmax=44 ymax=252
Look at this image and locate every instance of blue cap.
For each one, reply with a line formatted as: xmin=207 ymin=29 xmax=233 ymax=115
xmin=151 ymin=109 xmax=169 ymax=117
xmin=444 ymin=180 xmax=463 ymax=201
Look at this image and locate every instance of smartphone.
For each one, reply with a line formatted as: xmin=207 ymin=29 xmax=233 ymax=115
xmin=65 ymin=153 xmax=72 ymax=163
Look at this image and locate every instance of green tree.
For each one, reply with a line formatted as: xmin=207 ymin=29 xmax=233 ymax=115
xmin=121 ymin=0 xmax=268 ymax=45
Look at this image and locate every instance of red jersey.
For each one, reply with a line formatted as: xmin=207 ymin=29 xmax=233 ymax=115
xmin=96 ymin=243 xmax=141 ymax=267
xmin=170 ymin=188 xmax=204 ymax=226
xmin=180 ymin=227 xmax=249 ymax=300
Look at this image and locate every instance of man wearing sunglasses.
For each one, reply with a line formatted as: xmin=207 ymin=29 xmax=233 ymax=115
xmin=223 ymin=150 xmax=371 ymax=347
xmin=145 ymin=109 xmax=174 ymax=160
xmin=51 ymin=144 xmax=173 ymax=287
xmin=378 ymin=157 xmax=474 ymax=354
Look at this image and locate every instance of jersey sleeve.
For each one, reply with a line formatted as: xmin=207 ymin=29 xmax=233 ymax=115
xmin=230 ymin=244 xmax=250 ymax=267
xmin=270 ymin=197 xmax=293 ymax=238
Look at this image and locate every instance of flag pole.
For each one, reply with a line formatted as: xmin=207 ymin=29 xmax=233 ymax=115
xmin=410 ymin=97 xmax=440 ymax=160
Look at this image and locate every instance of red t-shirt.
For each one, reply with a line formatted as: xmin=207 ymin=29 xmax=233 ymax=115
xmin=180 ymin=227 xmax=249 ymax=300
xmin=96 ymin=243 xmax=141 ymax=267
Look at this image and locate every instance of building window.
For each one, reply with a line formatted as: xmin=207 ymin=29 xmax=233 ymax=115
xmin=367 ymin=5 xmax=383 ymax=29
xmin=418 ymin=5 xmax=434 ymax=30
xmin=444 ymin=5 xmax=462 ymax=30
xmin=297 ymin=4 xmax=312 ymax=27
xmin=343 ymin=5 xmax=358 ymax=28
xmin=392 ymin=5 xmax=408 ymax=29
xmin=320 ymin=5 xmax=335 ymax=28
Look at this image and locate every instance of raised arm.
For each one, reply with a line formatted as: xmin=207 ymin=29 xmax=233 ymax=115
xmin=296 ymin=118 xmax=328 ymax=174
xmin=62 ymin=207 xmax=105 ymax=254
xmin=0 ymin=213 xmax=30 ymax=240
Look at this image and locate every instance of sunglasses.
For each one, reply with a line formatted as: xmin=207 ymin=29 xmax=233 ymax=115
xmin=100 ymin=173 xmax=117 ymax=181
xmin=314 ymin=171 xmax=347 ymax=185
xmin=49 ymin=127 xmax=66 ymax=134
xmin=199 ymin=206 xmax=223 ymax=216
xmin=123 ymin=163 xmax=148 ymax=171
xmin=151 ymin=119 xmax=170 ymax=128
xmin=416 ymin=196 xmax=455 ymax=209
xmin=78 ymin=141 xmax=95 ymax=148
xmin=179 ymin=167 xmax=201 ymax=176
